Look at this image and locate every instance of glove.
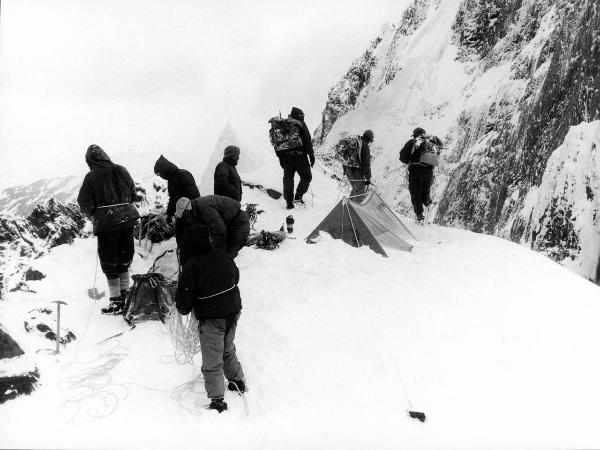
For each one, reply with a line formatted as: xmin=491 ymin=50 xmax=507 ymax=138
xmin=309 ymin=154 xmax=315 ymax=167
xmin=365 ymin=180 xmax=371 ymax=186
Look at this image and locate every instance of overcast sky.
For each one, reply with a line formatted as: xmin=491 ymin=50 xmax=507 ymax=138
xmin=0 ymin=0 xmax=408 ymax=187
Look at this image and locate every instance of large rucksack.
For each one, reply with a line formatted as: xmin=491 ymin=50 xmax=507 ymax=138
xmin=268 ymin=116 xmax=304 ymax=154
xmin=334 ymin=134 xmax=362 ymax=167
xmin=404 ymin=135 xmax=442 ymax=166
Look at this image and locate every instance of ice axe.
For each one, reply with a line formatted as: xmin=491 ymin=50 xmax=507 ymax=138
xmin=51 ymin=300 xmax=68 ymax=354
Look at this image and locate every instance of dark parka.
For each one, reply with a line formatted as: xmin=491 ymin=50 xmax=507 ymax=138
xmin=214 ymin=153 xmax=242 ymax=201
xmin=180 ymin=195 xmax=250 ymax=256
xmin=359 ymin=139 xmax=372 ymax=181
xmin=77 ymin=145 xmax=140 ymax=235
xmin=154 ymin=155 xmax=200 ymax=221
xmin=176 ymin=249 xmax=242 ymax=320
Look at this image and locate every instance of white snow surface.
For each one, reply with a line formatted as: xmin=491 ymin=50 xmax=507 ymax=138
xmin=1 ymin=169 xmax=600 ymax=449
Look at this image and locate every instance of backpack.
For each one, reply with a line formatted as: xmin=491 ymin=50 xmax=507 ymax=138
xmin=123 ymin=273 xmax=176 ymax=324
xmin=268 ymin=116 xmax=304 ymax=153
xmin=412 ymin=135 xmax=442 ymax=166
xmin=334 ymin=134 xmax=362 ymax=167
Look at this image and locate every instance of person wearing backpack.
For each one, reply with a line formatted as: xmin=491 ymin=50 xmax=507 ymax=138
xmin=213 ymin=145 xmax=242 ymax=202
xmin=153 ymin=155 xmax=200 ymax=223
xmin=175 ymin=225 xmax=246 ymax=413
xmin=77 ymin=145 xmax=140 ymax=315
xmin=399 ymin=127 xmax=443 ymax=224
xmin=277 ymin=107 xmax=315 ymax=209
xmin=342 ymin=130 xmax=374 ymax=203
xmin=174 ymin=194 xmax=250 ymax=262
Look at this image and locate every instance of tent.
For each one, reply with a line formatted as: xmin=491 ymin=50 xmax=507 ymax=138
xmin=0 ymin=325 xmax=38 ymax=404
xmin=306 ymin=191 xmax=416 ymax=256
xmin=123 ymin=273 xmax=175 ymax=324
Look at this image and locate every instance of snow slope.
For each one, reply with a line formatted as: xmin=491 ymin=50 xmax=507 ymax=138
xmin=1 ymin=170 xmax=600 ymax=449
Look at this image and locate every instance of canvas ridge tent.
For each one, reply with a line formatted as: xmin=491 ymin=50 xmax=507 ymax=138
xmin=306 ymin=191 xmax=415 ymax=256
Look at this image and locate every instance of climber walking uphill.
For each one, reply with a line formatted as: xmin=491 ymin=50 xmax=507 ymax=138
xmin=337 ymin=130 xmax=374 ymax=203
xmin=174 ymin=194 xmax=250 ymax=263
xmin=268 ymin=107 xmax=315 ymax=209
xmin=175 ymin=225 xmax=246 ymax=413
xmin=214 ymin=145 xmax=242 ymax=201
xmin=399 ymin=127 xmax=443 ymax=224
xmin=77 ymin=145 xmax=140 ymax=315
xmin=154 ymin=155 xmax=200 ymax=224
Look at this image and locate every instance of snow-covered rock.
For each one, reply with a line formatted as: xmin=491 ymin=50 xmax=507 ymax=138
xmin=526 ymin=121 xmax=600 ymax=281
xmin=0 ymin=198 xmax=88 ymax=297
xmin=0 ymin=176 xmax=81 ymax=217
xmin=0 ymin=325 xmax=38 ymax=404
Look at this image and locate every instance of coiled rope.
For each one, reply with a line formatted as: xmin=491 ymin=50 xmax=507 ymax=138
xmin=164 ymin=305 xmax=201 ymax=365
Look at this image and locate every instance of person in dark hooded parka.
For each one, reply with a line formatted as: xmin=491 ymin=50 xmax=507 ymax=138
xmin=154 ymin=155 xmax=200 ymax=223
xmin=278 ymin=107 xmax=315 ymax=209
xmin=77 ymin=144 xmax=140 ymax=314
xmin=174 ymin=194 xmax=250 ymax=262
xmin=214 ymin=145 xmax=242 ymax=201
xmin=175 ymin=224 xmax=245 ymax=413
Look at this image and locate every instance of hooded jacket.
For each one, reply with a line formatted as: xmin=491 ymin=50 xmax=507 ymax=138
xmin=77 ymin=145 xmax=140 ymax=235
xmin=181 ymin=195 xmax=249 ymax=251
xmin=288 ymin=107 xmax=314 ymax=160
xmin=175 ymin=249 xmax=242 ymax=320
xmin=154 ymin=155 xmax=200 ymax=221
xmin=214 ymin=147 xmax=242 ymax=201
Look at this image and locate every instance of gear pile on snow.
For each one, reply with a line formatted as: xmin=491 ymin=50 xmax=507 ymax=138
xmin=135 ymin=213 xmax=175 ymax=244
xmin=246 ymin=230 xmax=287 ymax=250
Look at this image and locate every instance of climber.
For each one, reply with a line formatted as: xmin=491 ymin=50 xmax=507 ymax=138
xmin=174 ymin=194 xmax=250 ymax=263
xmin=153 ymin=155 xmax=200 ymax=224
xmin=342 ymin=129 xmax=374 ymax=203
xmin=214 ymin=145 xmax=242 ymax=201
xmin=175 ymin=224 xmax=246 ymax=413
xmin=77 ymin=144 xmax=140 ymax=315
xmin=278 ymin=107 xmax=315 ymax=209
xmin=399 ymin=127 xmax=444 ymax=224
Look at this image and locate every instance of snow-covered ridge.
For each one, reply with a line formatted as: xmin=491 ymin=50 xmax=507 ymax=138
xmin=0 ymin=176 xmax=81 ymax=217
xmin=313 ymin=0 xmax=600 ymax=282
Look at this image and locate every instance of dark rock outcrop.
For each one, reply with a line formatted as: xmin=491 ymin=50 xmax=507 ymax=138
xmin=0 ymin=198 xmax=88 ymax=297
xmin=0 ymin=326 xmax=39 ymax=404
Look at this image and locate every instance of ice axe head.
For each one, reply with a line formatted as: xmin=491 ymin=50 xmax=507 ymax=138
xmin=408 ymin=411 xmax=426 ymax=423
xmin=88 ymin=287 xmax=106 ymax=300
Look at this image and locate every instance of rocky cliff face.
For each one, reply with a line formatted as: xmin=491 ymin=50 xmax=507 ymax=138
xmin=314 ymin=0 xmax=600 ymax=281
xmin=0 ymin=199 xmax=88 ymax=296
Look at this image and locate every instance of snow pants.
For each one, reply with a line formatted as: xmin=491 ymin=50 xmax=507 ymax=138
xmin=408 ymin=165 xmax=434 ymax=218
xmin=278 ymin=153 xmax=312 ymax=203
xmin=199 ymin=312 xmax=245 ymax=399
xmin=97 ymin=227 xmax=135 ymax=279
xmin=343 ymin=165 xmax=367 ymax=203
